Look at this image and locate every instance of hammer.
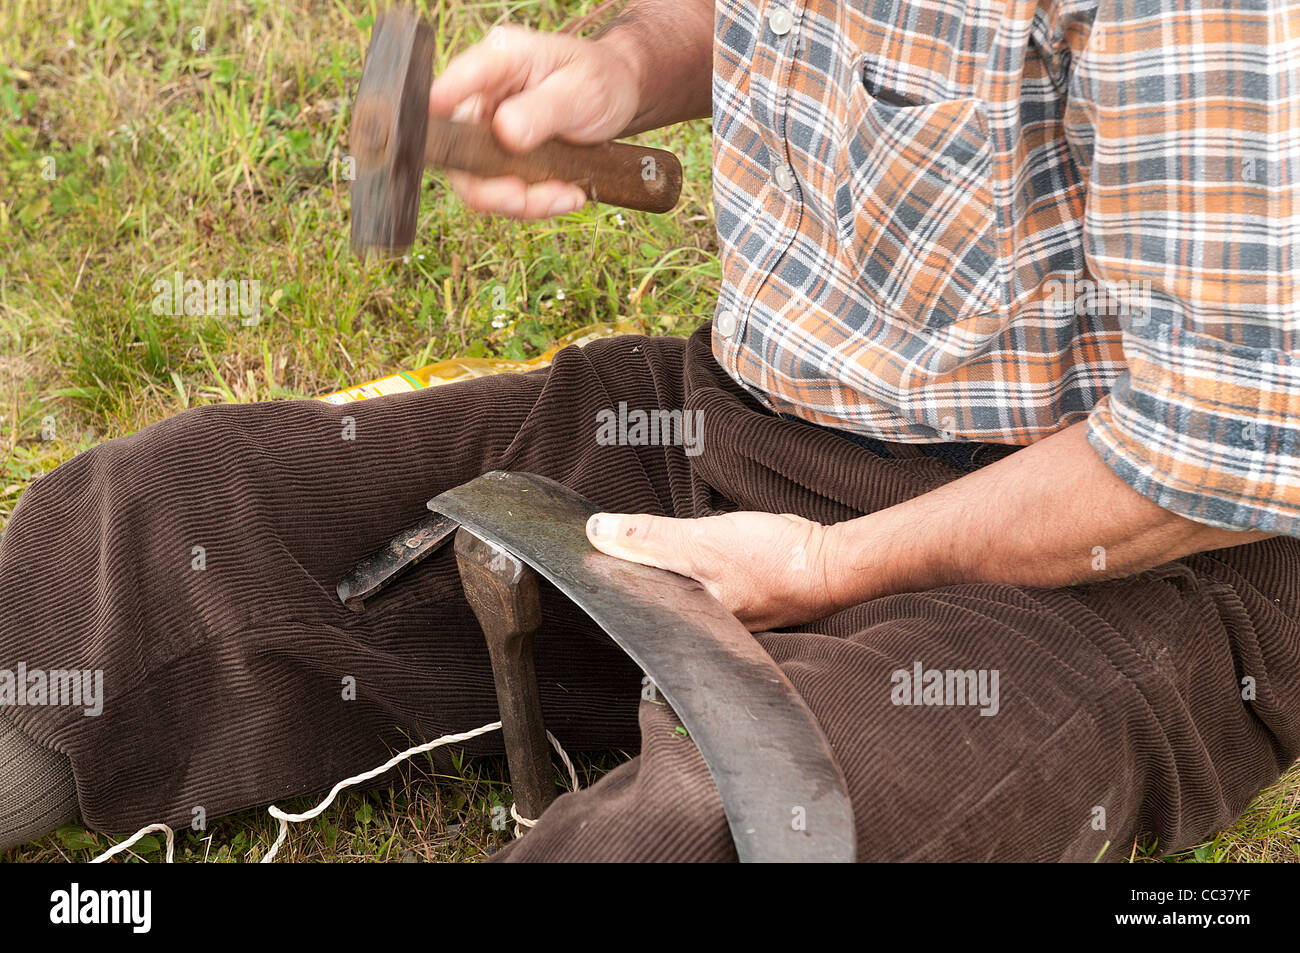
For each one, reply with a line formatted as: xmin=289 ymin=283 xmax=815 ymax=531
xmin=350 ymin=6 xmax=684 ymax=257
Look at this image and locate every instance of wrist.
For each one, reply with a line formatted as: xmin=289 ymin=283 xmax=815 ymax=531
xmin=590 ymin=4 xmax=712 ymax=136
xmin=592 ymin=26 xmax=654 ymax=135
xmin=821 ymin=510 xmax=951 ymax=608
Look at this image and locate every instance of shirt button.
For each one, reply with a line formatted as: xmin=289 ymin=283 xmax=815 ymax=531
xmin=715 ymin=309 xmax=738 ymax=337
xmin=768 ymin=6 xmax=793 ymax=35
xmin=774 ymin=164 xmax=795 ymax=191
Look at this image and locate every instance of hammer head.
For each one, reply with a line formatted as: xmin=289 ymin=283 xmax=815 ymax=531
xmin=350 ymin=7 xmax=436 ymax=258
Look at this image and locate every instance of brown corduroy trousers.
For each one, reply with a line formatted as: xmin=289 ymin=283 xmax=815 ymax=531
xmin=2 ymin=324 xmax=1299 ymax=861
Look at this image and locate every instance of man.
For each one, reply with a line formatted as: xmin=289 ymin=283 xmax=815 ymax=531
xmin=1 ymin=0 xmax=1297 ymax=860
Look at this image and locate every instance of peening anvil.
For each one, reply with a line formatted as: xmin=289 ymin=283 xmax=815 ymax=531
xmin=338 ymin=472 xmax=855 ymax=862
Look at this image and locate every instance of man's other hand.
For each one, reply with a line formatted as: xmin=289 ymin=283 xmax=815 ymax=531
xmin=585 ymin=510 xmax=839 ymax=631
xmin=428 ymin=24 xmax=643 ymax=220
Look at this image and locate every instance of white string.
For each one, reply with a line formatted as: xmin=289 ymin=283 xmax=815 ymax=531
xmin=508 ymin=731 xmax=578 ymax=837
xmin=90 ymin=822 xmax=175 ymax=864
xmin=261 ymin=719 xmax=505 ymax=863
xmin=509 ymin=802 xmax=538 ymax=831
xmin=547 ymin=729 xmax=580 ymax=791
xmin=88 ymin=720 xmax=579 ymax=863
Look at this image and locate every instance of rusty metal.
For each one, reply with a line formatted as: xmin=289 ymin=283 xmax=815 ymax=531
xmin=454 ymin=529 xmax=558 ymax=823
xmin=349 ymin=6 xmax=437 ymax=256
xmin=336 ymin=512 xmax=458 ymax=611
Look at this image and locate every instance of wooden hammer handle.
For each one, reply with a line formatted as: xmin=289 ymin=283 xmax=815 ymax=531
xmin=424 ymin=116 xmax=682 ymax=214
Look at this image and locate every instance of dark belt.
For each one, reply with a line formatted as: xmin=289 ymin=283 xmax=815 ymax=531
xmin=778 ymin=414 xmax=1016 ymax=474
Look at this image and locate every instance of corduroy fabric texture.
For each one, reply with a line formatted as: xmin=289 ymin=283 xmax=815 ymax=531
xmin=2 ymin=324 xmax=1299 ymax=861
xmin=0 ymin=713 xmax=78 ymax=851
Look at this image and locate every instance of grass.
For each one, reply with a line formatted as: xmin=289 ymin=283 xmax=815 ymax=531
xmin=0 ymin=0 xmax=717 ymax=528
xmin=0 ymin=0 xmax=1296 ymax=863
xmin=14 ymin=746 xmax=634 ymax=864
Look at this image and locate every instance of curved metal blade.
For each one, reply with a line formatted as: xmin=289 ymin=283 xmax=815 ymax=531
xmin=429 ymin=471 xmax=855 ymax=862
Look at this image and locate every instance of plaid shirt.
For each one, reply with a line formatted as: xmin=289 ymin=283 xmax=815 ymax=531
xmin=709 ymin=0 xmax=1300 ymax=535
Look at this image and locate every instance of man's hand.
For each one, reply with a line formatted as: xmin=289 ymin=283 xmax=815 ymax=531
xmin=428 ymin=2 xmax=714 ymax=220
xmin=586 ymin=421 xmax=1273 ymax=632
xmin=428 ymin=24 xmax=642 ymax=219
xmin=585 ymin=510 xmax=838 ymax=631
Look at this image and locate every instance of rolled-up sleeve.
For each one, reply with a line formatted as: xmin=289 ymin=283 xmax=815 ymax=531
xmin=1087 ymin=319 xmax=1300 ymax=534
xmin=1072 ymin=0 xmax=1300 ymax=535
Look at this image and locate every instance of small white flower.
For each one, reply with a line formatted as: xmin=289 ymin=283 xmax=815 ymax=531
xmin=614 ymin=213 xmax=626 ymax=227
xmin=491 ymin=313 xmax=507 ymax=329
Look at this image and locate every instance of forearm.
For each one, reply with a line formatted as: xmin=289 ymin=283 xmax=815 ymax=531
xmin=594 ymin=0 xmax=714 ymax=135
xmin=823 ymin=421 xmax=1274 ymax=606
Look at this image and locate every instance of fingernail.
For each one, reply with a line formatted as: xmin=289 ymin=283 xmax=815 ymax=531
xmin=587 ymin=513 xmax=614 ymax=542
xmin=547 ymin=193 xmax=579 ymax=217
xmin=451 ymin=95 xmax=480 ymax=122
xmin=502 ymin=193 xmax=526 ymax=217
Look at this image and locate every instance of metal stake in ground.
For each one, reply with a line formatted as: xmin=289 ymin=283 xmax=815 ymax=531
xmin=454 ymin=528 xmax=559 ymax=825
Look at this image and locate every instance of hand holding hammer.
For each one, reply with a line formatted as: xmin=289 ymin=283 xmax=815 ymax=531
xmin=350 ymin=7 xmax=683 ymax=257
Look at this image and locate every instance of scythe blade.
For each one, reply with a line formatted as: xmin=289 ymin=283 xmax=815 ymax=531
xmin=429 ymin=471 xmax=855 ymax=862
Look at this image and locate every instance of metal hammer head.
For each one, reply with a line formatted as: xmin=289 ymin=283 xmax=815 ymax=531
xmin=350 ymin=7 xmax=436 ymax=258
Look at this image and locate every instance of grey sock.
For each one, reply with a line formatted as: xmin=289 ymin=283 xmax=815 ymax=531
xmin=0 ymin=712 xmax=79 ymax=852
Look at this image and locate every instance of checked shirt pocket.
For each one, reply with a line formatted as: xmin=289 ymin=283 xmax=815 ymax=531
xmin=834 ymin=60 xmax=1004 ymax=329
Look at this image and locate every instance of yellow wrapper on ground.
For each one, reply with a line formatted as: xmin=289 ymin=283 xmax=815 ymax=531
xmin=317 ymin=323 xmax=636 ymax=405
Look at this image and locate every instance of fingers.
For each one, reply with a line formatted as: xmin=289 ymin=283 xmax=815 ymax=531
xmin=429 ymin=26 xmax=605 ymax=219
xmin=493 ymin=87 xmax=551 ymax=153
xmin=430 ymin=26 xmax=602 ymax=149
xmin=427 ymin=26 xmax=546 ymax=120
xmin=445 ymin=170 xmax=586 ymax=219
xmin=443 ymin=94 xmax=586 ymax=218
xmin=585 ymin=513 xmax=695 ymax=575
xmin=493 ymin=68 xmax=616 ymax=151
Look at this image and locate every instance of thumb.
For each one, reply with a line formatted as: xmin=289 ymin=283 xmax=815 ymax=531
xmin=493 ymin=68 xmax=619 ymax=152
xmin=585 ymin=513 xmax=696 ymax=574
